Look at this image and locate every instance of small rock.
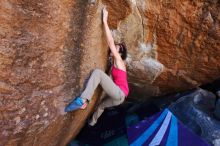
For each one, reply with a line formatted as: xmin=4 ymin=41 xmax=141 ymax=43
xmin=19 ymin=108 xmax=26 ymax=114
xmin=35 ymin=115 xmax=40 ymax=120
xmin=14 ymin=117 xmax=21 ymax=124
xmin=45 ymin=108 xmax=48 ymax=111
xmin=204 ymin=12 xmax=214 ymax=24
xmin=41 ymin=100 xmax=46 ymax=105
xmin=16 ymin=31 xmax=21 ymax=35
xmin=43 ymin=113 xmax=48 ymax=117
xmin=193 ymin=90 xmax=216 ymax=110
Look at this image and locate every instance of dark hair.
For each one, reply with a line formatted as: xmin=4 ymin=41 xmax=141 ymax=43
xmin=108 ymin=42 xmax=127 ymax=60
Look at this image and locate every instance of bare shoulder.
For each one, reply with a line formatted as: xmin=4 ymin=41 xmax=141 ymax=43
xmin=115 ymin=58 xmax=126 ymax=71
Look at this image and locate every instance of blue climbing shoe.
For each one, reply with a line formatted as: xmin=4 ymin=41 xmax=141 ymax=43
xmin=75 ymin=97 xmax=84 ymax=105
xmin=65 ymin=97 xmax=87 ymax=112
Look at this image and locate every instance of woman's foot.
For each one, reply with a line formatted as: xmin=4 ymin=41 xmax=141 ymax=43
xmin=65 ymin=97 xmax=88 ymax=112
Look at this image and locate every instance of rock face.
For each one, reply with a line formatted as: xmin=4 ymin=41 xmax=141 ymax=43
xmin=0 ymin=0 xmax=220 ymax=145
xmin=0 ymin=0 xmax=107 ymax=145
xmin=112 ymin=0 xmax=220 ymax=98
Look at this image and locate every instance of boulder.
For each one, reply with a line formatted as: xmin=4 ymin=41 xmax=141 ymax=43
xmin=169 ymin=89 xmax=220 ymax=146
xmin=0 ymin=0 xmax=107 ymax=145
xmin=111 ymin=0 xmax=220 ymax=98
xmin=0 ymin=0 xmax=220 ymax=145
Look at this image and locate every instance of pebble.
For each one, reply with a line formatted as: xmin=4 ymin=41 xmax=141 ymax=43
xmin=35 ymin=115 xmax=40 ymax=120
xmin=19 ymin=108 xmax=26 ymax=114
xmin=43 ymin=113 xmax=48 ymax=117
xmin=14 ymin=117 xmax=21 ymax=124
xmin=41 ymin=100 xmax=46 ymax=105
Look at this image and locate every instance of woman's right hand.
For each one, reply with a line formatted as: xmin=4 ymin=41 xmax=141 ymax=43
xmin=102 ymin=7 xmax=108 ymax=23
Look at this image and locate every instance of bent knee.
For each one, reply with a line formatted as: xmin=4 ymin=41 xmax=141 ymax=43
xmin=93 ymin=69 xmax=103 ymax=75
xmin=114 ymin=97 xmax=125 ymax=106
xmin=119 ymin=96 xmax=125 ymax=104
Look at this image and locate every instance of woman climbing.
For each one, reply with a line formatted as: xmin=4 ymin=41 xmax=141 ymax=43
xmin=65 ymin=7 xmax=129 ymax=126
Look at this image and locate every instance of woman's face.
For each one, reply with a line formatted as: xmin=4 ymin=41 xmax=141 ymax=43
xmin=110 ymin=45 xmax=120 ymax=57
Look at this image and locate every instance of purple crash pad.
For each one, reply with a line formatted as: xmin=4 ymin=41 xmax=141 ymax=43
xmin=127 ymin=109 xmax=210 ymax=146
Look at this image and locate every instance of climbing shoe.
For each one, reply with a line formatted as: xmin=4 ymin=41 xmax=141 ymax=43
xmin=65 ymin=97 xmax=87 ymax=112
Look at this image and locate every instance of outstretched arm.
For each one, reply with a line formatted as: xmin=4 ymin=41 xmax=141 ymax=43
xmin=103 ymin=8 xmax=121 ymax=60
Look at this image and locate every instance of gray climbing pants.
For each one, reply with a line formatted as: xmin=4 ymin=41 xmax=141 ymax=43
xmin=81 ymin=69 xmax=125 ymax=124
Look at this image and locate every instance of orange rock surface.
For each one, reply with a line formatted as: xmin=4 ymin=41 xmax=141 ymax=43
xmin=0 ymin=0 xmax=219 ymax=145
xmin=0 ymin=0 xmax=106 ymax=145
xmin=116 ymin=0 xmax=220 ymax=98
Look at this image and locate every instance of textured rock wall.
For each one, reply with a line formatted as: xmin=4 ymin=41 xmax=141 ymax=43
xmin=0 ymin=0 xmax=220 ymax=145
xmin=0 ymin=0 xmax=107 ymax=145
xmin=111 ymin=0 xmax=220 ymax=98
xmin=151 ymin=0 xmax=220 ymax=96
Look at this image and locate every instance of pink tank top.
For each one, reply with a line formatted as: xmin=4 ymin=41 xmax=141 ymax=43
xmin=111 ymin=65 xmax=129 ymax=97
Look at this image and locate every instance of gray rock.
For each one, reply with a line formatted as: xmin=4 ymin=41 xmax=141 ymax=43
xmin=169 ymin=89 xmax=220 ymax=145
xmin=193 ymin=89 xmax=216 ymax=111
xmin=214 ymin=99 xmax=220 ymax=120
